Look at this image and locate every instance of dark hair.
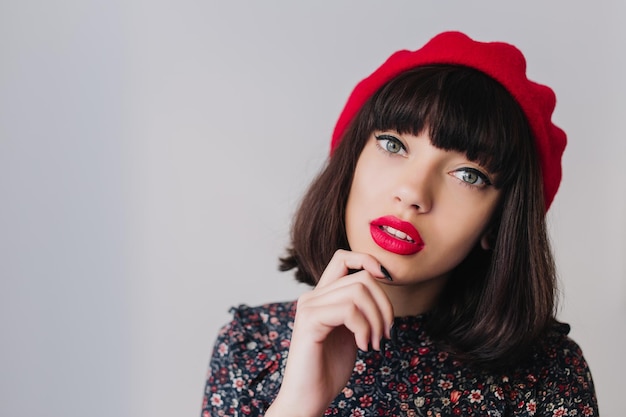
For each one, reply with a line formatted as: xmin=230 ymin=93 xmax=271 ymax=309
xmin=279 ymin=65 xmax=557 ymax=369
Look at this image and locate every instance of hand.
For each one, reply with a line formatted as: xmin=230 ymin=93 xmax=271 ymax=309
xmin=265 ymin=250 xmax=394 ymax=417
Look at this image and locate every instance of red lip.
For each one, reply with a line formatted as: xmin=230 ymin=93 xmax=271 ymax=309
xmin=370 ymin=216 xmax=424 ymax=255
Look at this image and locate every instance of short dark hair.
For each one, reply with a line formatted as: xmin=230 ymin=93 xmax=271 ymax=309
xmin=279 ymin=65 xmax=557 ymax=369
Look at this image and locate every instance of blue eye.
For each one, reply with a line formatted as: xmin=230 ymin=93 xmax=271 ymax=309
xmin=451 ymin=168 xmax=492 ymax=187
xmin=375 ymin=134 xmax=407 ymax=155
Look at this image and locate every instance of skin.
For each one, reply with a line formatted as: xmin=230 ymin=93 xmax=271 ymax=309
xmin=346 ymin=131 xmax=502 ymax=316
xmin=266 ymin=131 xmax=502 ymax=417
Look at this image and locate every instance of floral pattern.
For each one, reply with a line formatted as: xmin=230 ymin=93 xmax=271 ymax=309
xmin=201 ymin=302 xmax=598 ymax=416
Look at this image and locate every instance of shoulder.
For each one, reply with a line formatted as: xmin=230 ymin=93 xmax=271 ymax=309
xmin=531 ymin=321 xmax=594 ymax=382
xmin=215 ymin=301 xmax=297 ymax=350
xmin=227 ymin=300 xmax=297 ymax=332
xmin=507 ymin=321 xmax=599 ymax=415
xmin=204 ymin=302 xmax=296 ymax=413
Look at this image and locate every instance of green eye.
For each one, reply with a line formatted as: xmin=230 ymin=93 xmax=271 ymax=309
xmin=461 ymin=170 xmax=480 ymax=184
xmin=375 ymin=134 xmax=406 ymax=155
xmin=452 ymin=168 xmax=491 ymax=187
xmin=385 ymin=140 xmax=402 ymax=153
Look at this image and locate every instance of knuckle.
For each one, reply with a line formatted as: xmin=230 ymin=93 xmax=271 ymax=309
xmin=351 ymin=281 xmax=369 ymax=297
xmin=345 ymin=303 xmax=360 ymax=320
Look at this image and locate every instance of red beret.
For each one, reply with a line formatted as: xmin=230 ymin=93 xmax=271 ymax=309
xmin=331 ymin=31 xmax=566 ymax=210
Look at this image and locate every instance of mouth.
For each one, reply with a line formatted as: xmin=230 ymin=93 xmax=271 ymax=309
xmin=370 ymin=216 xmax=424 ymax=256
xmin=379 ymin=225 xmax=415 ymax=243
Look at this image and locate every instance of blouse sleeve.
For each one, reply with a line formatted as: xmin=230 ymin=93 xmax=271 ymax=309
xmin=532 ymin=333 xmax=599 ymax=416
xmin=200 ymin=305 xmax=286 ymax=417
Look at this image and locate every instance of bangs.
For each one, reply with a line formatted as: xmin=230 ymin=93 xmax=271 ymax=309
xmin=368 ymin=66 xmax=532 ymax=188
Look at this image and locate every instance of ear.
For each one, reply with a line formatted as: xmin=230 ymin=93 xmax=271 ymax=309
xmin=480 ymin=228 xmax=495 ymax=251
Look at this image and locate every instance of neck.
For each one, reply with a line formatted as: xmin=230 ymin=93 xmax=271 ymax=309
xmin=379 ymin=276 xmax=447 ymax=317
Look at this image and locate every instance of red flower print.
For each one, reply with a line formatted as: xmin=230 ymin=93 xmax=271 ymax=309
xmin=553 ymin=407 xmax=568 ymax=417
xmin=469 ymin=389 xmax=484 ymax=403
xmin=438 ymin=379 xmax=453 ymax=390
xmin=583 ymin=405 xmax=594 ymax=416
xmin=233 ymin=377 xmax=244 ymax=391
xmin=493 ymin=386 xmax=504 ymax=400
xmin=350 ymin=408 xmax=364 ymax=417
xmin=359 ymin=394 xmax=373 ymax=408
xmin=217 ymin=343 xmax=228 ymax=356
xmin=354 ymin=359 xmax=366 ymax=374
xmin=210 ymin=393 xmax=223 ymax=407
xmin=202 ymin=302 xmax=597 ymax=417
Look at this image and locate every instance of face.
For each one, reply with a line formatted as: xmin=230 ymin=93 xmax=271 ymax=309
xmin=345 ymin=130 xmax=502 ymax=290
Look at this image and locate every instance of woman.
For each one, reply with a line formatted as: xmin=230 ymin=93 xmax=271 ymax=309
xmin=202 ymin=31 xmax=598 ymax=417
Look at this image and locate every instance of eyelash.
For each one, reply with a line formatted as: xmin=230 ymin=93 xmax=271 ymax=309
xmin=375 ymin=134 xmax=407 ymax=155
xmin=451 ymin=167 xmax=492 ymax=189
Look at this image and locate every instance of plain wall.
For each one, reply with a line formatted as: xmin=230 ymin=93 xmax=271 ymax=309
xmin=1 ymin=1 xmax=624 ymax=416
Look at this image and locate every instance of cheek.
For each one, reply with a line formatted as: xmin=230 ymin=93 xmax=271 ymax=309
xmin=348 ymin=161 xmax=380 ymax=205
xmin=345 ymin=165 xmax=380 ymax=246
xmin=353 ymin=152 xmax=392 ymax=195
xmin=433 ymin=198 xmax=498 ymax=248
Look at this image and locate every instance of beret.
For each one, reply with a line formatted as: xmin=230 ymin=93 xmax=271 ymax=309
xmin=331 ymin=31 xmax=566 ymax=210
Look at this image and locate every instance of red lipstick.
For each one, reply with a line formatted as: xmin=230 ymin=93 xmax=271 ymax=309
xmin=370 ymin=216 xmax=424 ymax=255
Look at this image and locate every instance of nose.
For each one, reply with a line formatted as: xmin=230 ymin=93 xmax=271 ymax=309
xmin=393 ymin=164 xmax=434 ymax=213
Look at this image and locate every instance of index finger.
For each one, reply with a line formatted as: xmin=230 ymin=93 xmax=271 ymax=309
xmin=316 ymin=249 xmax=387 ymax=289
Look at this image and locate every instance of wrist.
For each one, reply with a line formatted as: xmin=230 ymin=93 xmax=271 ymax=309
xmin=264 ymin=396 xmax=323 ymax=417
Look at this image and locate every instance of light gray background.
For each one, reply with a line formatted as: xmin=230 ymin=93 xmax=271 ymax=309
xmin=1 ymin=1 xmax=624 ymax=416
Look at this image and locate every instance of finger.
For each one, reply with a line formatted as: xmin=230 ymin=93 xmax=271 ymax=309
xmin=303 ymin=277 xmax=391 ymax=349
xmin=306 ymin=270 xmax=394 ymax=339
xmin=295 ymin=300 xmax=374 ymax=352
xmin=317 ymin=250 xmax=386 ymax=288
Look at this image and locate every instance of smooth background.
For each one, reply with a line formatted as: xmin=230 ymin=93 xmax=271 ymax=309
xmin=1 ymin=1 xmax=624 ymax=416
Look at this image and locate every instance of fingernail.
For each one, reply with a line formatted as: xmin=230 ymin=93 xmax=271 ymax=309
xmin=380 ymin=265 xmax=393 ymax=281
xmin=391 ymin=324 xmax=399 ymax=346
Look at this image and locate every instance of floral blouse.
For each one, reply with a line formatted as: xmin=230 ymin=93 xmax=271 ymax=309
xmin=201 ymin=302 xmax=598 ymax=416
